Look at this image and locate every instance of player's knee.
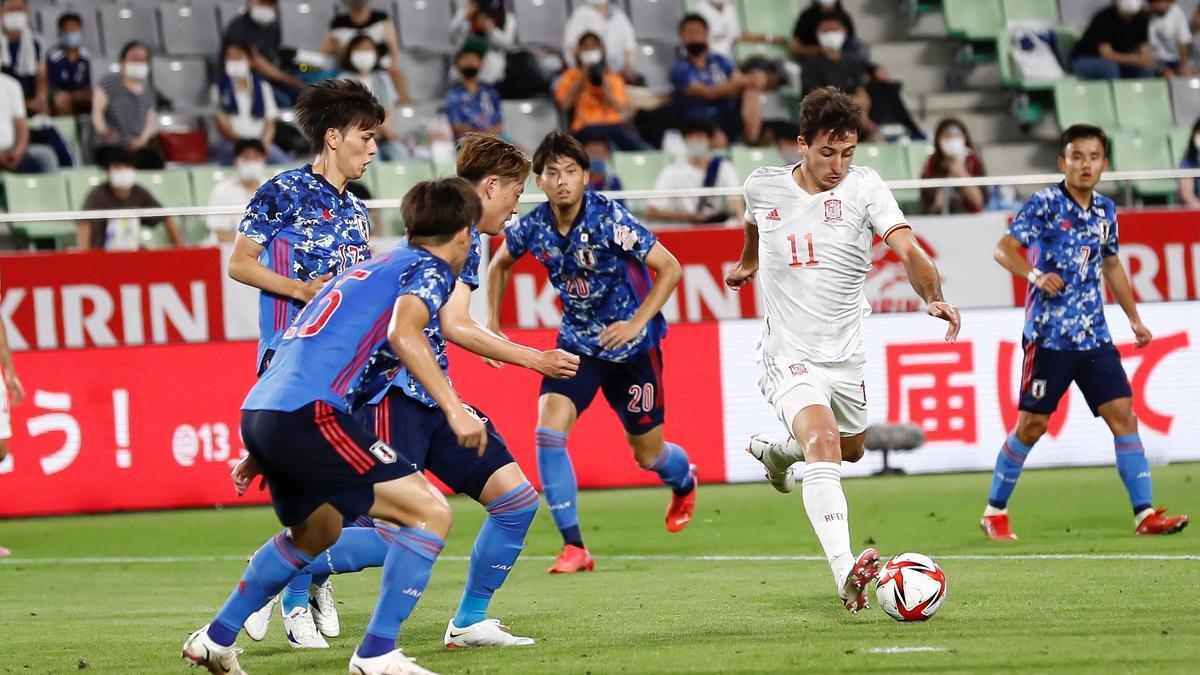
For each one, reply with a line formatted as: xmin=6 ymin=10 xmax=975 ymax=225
xmin=802 ymin=429 xmax=840 ymax=462
xmin=1110 ymin=412 xmax=1138 ymax=437
xmin=1015 ymin=419 xmax=1047 ymax=445
xmin=414 ymin=496 xmax=453 ymax=537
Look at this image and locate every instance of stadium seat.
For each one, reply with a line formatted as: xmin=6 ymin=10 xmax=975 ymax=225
xmin=1109 ymin=130 xmax=1175 ymax=198
xmin=138 ymin=170 xmax=197 ymax=208
xmin=2 ymin=173 xmax=76 ymax=244
xmin=511 ymin=0 xmax=570 ymax=48
xmin=35 ymin=5 xmax=103 ymax=57
xmin=997 ymin=27 xmax=1076 ymax=91
xmin=189 ymin=166 xmax=236 ymax=212
xmin=1057 ymin=0 xmax=1109 ymax=29
xmin=159 ymin=4 xmax=222 ymax=57
xmin=740 ymin=0 xmax=798 ymax=37
xmin=48 ymin=116 xmax=82 ymax=163
xmin=942 ymin=0 xmax=1004 ymax=42
xmin=394 ymin=0 xmax=455 ymax=55
xmin=215 ymin=0 xmax=246 ymax=28
xmin=855 ymin=143 xmax=918 ymax=206
xmin=399 ymin=51 xmax=448 ymax=103
xmin=629 ymin=0 xmax=686 ymax=45
xmin=636 ymin=43 xmax=678 ymax=90
xmin=501 ymin=99 xmax=560 ymax=154
xmin=1168 ymin=127 xmax=1192 ymax=167
xmin=729 ymin=146 xmax=783 ymax=180
xmin=1053 ymin=80 xmax=1117 ymax=131
xmin=97 ymin=3 xmax=160 ymax=56
xmin=1113 ymin=79 xmax=1172 ymax=131
xmin=1169 ymin=77 xmax=1200 ymax=128
xmin=152 ymin=58 xmax=211 ymax=111
xmin=905 ymin=142 xmax=935 ymax=179
xmin=63 ymin=167 xmax=107 ymax=208
xmin=612 ymin=150 xmax=669 ymax=212
xmin=368 ymin=160 xmax=435 ymax=230
xmin=279 ymin=0 xmax=335 ymax=53
xmin=1001 ymin=0 xmax=1060 ymax=24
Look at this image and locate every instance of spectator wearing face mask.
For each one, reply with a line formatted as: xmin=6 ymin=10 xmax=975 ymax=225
xmin=581 ymin=134 xmax=625 ymax=206
xmin=1 ymin=0 xmax=46 ymax=116
xmin=1148 ymin=0 xmax=1192 ymax=75
xmin=1176 ymin=118 xmax=1200 ymax=206
xmin=451 ymin=0 xmax=516 ymax=87
xmin=77 ymin=147 xmax=183 ymax=251
xmin=223 ymin=0 xmax=307 ymax=106
xmin=920 ymin=117 xmax=987 ymax=215
xmin=645 ymin=118 xmax=742 ymax=225
xmin=322 ymin=0 xmax=411 ymax=104
xmin=46 ymin=12 xmax=91 ymax=116
xmin=446 ymin=47 xmax=503 ymax=139
xmin=1071 ymin=0 xmax=1155 ymax=80
xmin=207 ymin=139 xmax=268 ymax=244
xmin=211 ymin=41 xmax=290 ymax=166
xmin=671 ymin=13 xmax=763 ymax=146
xmin=791 ymin=0 xmax=859 ymax=61
xmin=340 ymin=35 xmax=407 ymax=160
xmin=563 ymin=0 xmax=640 ymax=83
xmin=92 ymin=41 xmax=164 ymax=169
xmin=800 ymin=15 xmax=878 ymax=141
xmin=0 ymin=70 xmax=56 ymax=174
xmin=555 ymin=32 xmax=649 ymax=151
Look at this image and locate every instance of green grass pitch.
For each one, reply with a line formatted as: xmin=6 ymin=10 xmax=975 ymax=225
xmin=1 ymin=464 xmax=1197 ymax=674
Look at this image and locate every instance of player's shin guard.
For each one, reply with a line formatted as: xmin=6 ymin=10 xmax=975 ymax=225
xmin=801 ymin=462 xmax=852 ymax=588
xmin=356 ymin=528 xmax=445 ymax=659
xmin=536 ymin=428 xmax=583 ymax=546
xmin=1114 ymin=433 xmax=1153 ymax=514
xmin=454 ymin=482 xmax=539 ymax=627
xmin=647 ymin=442 xmax=694 ymax=495
xmin=299 ymin=523 xmax=393 ymax=577
xmin=988 ymin=433 xmax=1032 ymax=509
xmin=209 ymin=532 xmax=315 ymax=647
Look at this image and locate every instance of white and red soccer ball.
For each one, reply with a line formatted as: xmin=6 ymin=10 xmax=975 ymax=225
xmin=874 ymin=553 xmax=947 ymax=622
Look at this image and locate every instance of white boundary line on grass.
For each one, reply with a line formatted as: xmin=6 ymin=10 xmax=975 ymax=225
xmin=0 ymin=553 xmax=1195 ymax=565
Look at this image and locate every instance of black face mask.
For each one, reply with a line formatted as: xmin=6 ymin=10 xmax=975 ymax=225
xmin=684 ymin=42 xmax=707 ymax=57
xmin=460 ymin=67 xmax=480 ymax=80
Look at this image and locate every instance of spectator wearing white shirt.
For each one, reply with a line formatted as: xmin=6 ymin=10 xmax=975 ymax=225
xmin=210 ymin=41 xmax=290 ymax=166
xmin=207 ymin=139 xmax=267 ymax=244
xmin=645 ymin=118 xmax=742 ymax=225
xmin=0 ymin=71 xmax=57 ymax=174
xmin=1149 ymin=0 xmax=1192 ymax=75
xmin=563 ymin=0 xmax=639 ymax=83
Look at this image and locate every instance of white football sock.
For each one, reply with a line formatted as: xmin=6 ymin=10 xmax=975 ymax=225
xmin=983 ymin=505 xmax=1006 ymax=517
xmin=801 ymin=461 xmax=852 ymax=591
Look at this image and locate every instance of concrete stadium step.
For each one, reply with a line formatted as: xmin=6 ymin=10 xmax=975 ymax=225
xmin=914 ymin=110 xmax=1025 ymax=145
xmin=978 ymin=141 xmax=1060 ymax=198
xmin=906 ymin=89 xmax=1008 ymax=118
xmin=869 ymin=40 xmax=957 ymax=95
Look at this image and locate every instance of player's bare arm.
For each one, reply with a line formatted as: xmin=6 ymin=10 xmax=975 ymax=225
xmin=227 ymin=234 xmax=332 ymax=304
xmin=725 ymin=219 xmax=759 ymax=289
xmin=599 ymin=243 xmax=682 ymax=351
xmin=1101 ymin=254 xmax=1152 ymax=348
xmin=887 ymin=227 xmax=961 ymax=342
xmin=0 ymin=305 xmax=23 ymax=405
xmin=994 ymin=234 xmax=1064 ymax=296
xmin=389 ymin=294 xmax=488 ymax=453
xmin=440 ymin=280 xmax=579 ymax=379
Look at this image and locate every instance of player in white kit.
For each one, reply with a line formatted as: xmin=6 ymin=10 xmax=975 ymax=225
xmin=0 ymin=284 xmax=25 ymax=557
xmin=725 ymin=88 xmax=961 ymax=613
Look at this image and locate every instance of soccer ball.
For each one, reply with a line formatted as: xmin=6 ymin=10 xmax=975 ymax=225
xmin=874 ymin=553 xmax=947 ymax=622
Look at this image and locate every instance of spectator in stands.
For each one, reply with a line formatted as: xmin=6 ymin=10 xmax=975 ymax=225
xmin=581 ymin=134 xmax=624 ymax=206
xmin=322 ymin=0 xmax=410 ymax=104
xmin=696 ymin=0 xmax=788 ymax=61
xmin=46 ymin=12 xmax=91 ymax=116
xmin=1 ymin=0 xmax=46 ymax=116
xmin=774 ymin=121 xmax=802 ymax=164
xmin=451 ymin=1 xmax=516 ymax=87
xmin=77 ymin=147 xmax=182 ymax=251
xmin=920 ymin=117 xmax=987 ymax=215
xmin=1176 ymin=117 xmax=1200 ymax=206
xmin=446 ymin=47 xmax=503 ymax=140
xmin=799 ymin=15 xmax=878 ymax=142
xmin=1071 ymin=0 xmax=1155 ymax=80
xmin=211 ymin=41 xmax=289 ymax=166
xmin=1148 ymin=0 xmax=1192 ymax=75
xmin=563 ymin=0 xmax=639 ymax=83
xmin=645 ymin=118 xmax=741 ymax=225
xmin=207 ymin=139 xmax=267 ymax=244
xmin=223 ymin=0 xmax=307 ymax=106
xmin=340 ymin=34 xmax=407 ymax=160
xmin=791 ymin=0 xmax=860 ymax=62
xmin=0 ymin=71 xmax=56 ymax=173
xmin=556 ymin=32 xmax=649 ymax=151
xmin=92 ymin=41 xmax=164 ymax=170
xmin=671 ymin=13 xmax=763 ymax=146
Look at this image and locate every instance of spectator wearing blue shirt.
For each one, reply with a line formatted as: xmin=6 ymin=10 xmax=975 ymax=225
xmin=1177 ymin=117 xmax=1200 ymax=207
xmin=670 ymin=13 xmax=762 ymax=146
xmin=46 ymin=12 xmax=91 ymax=116
xmin=2 ymin=0 xmax=73 ymax=167
xmin=580 ymin=135 xmax=625 ymax=206
xmin=446 ymin=48 xmax=503 ymax=140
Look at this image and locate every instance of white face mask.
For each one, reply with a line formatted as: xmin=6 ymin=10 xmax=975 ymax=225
xmin=579 ymin=49 xmax=603 ymax=66
xmin=940 ymin=136 xmax=968 ymax=160
xmin=1117 ymin=0 xmax=1143 ymax=13
xmin=249 ymin=5 xmax=277 ymax=25
xmin=2 ymin=12 xmax=27 ymax=32
xmin=817 ymin=30 xmax=846 ymax=51
xmin=110 ymin=168 xmax=137 ymax=190
xmin=237 ymin=159 xmax=266 ymax=183
xmin=225 ymin=59 xmax=250 ymax=79
xmin=124 ymin=61 xmax=149 ymax=80
xmin=1192 ymin=134 xmax=1200 ymax=152
xmin=350 ymin=50 xmax=378 ymax=73
xmin=685 ymin=139 xmax=710 ymax=159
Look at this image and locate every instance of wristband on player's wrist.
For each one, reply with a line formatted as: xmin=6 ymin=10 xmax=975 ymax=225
xmin=1027 ymin=268 xmax=1043 ymax=284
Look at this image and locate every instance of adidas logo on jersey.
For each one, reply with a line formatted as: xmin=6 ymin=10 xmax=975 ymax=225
xmin=765 ymin=208 xmax=781 ymax=221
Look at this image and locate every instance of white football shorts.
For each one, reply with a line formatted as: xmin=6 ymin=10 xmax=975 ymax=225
xmin=757 ymin=349 xmax=868 ymax=437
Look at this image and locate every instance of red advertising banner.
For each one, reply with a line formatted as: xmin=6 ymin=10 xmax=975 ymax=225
xmin=0 ymin=247 xmax=225 ymax=351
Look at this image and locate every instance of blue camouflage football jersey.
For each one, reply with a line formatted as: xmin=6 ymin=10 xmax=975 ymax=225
xmin=1009 ymin=182 xmax=1119 ymax=351
xmin=504 ymin=191 xmax=666 ymax=362
xmin=238 ymin=165 xmax=372 ymax=367
xmin=242 ymin=246 xmax=456 ymax=414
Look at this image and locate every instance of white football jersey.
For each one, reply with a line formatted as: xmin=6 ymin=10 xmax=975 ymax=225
xmin=743 ymin=164 xmax=908 ymax=363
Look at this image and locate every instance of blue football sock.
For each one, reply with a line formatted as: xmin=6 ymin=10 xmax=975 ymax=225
xmin=356 ymin=527 xmax=444 ymax=659
xmin=300 ymin=523 xmax=392 ymax=577
xmin=208 ymin=532 xmax=314 ymax=647
xmin=1114 ymin=433 xmax=1153 ymax=514
xmin=536 ymin=428 xmax=582 ymax=547
xmin=453 ymin=482 xmax=538 ymax=627
xmin=988 ymin=433 xmax=1033 ymax=509
xmin=648 ymin=442 xmax=694 ymax=496
xmin=282 ymin=574 xmax=311 ymax=614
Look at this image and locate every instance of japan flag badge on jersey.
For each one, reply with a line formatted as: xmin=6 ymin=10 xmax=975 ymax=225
xmin=823 ymin=199 xmax=842 ymax=223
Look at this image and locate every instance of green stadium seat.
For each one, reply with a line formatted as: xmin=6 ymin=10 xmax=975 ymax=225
xmin=1053 ymin=80 xmax=1117 ymax=131
xmin=1168 ymin=127 xmax=1192 ymax=166
xmin=1001 ymin=0 xmax=1059 ymax=24
xmin=856 ymin=143 xmax=918 ymax=209
xmin=138 ymin=170 xmax=196 ymax=208
xmin=613 ymin=150 xmax=669 ymax=214
xmin=2 ymin=173 xmax=75 ymax=244
xmin=730 ymin=146 xmax=784 ymax=182
xmin=47 ymin=116 xmax=82 ymax=162
xmin=190 ymin=166 xmax=237 ymax=210
xmin=1109 ymin=130 xmax=1175 ymax=198
xmin=943 ymin=0 xmax=1004 ymax=41
xmin=370 ymin=160 xmax=436 ymax=230
xmin=739 ymin=0 xmax=793 ymax=36
xmin=998 ymin=28 xmax=1077 ymax=92
xmin=1113 ymin=79 xmax=1173 ymax=131
xmin=63 ymin=167 xmax=106 ymax=208
xmin=734 ymin=42 xmax=790 ymax=62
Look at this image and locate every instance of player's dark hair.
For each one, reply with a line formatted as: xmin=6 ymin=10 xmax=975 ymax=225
xmin=531 ymin=131 xmax=590 ymax=175
xmin=797 ymin=86 xmax=863 ymax=145
xmin=679 ymin=13 xmax=708 ymax=32
xmin=681 ymin=117 xmax=717 ymax=138
xmin=57 ymin=12 xmax=82 ymax=30
xmin=1059 ymin=124 xmax=1109 ymax=159
xmin=293 ymin=78 xmax=386 ymax=153
xmin=403 ymin=178 xmax=482 ymax=244
xmin=233 ymin=138 xmax=266 ymax=158
xmin=456 ymin=132 xmax=530 ymax=185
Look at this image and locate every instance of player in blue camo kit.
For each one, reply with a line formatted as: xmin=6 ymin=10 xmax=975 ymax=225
xmin=183 ymin=178 xmax=486 ymax=675
xmin=226 ymin=78 xmax=384 ymax=647
xmin=488 ymin=132 xmax=695 ymax=575
xmin=980 ymin=124 xmax=1188 ymax=541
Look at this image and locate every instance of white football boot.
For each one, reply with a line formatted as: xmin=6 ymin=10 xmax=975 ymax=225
xmin=746 ymin=434 xmax=801 ymax=493
xmin=309 ymin=579 xmax=341 ymax=637
xmin=349 ymin=649 xmax=436 ymax=675
xmin=443 ymin=618 xmax=535 ymax=648
xmin=243 ymin=594 xmax=278 ymax=642
xmin=283 ymin=605 xmax=329 ymax=649
xmin=182 ymin=625 xmax=247 ymax=675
